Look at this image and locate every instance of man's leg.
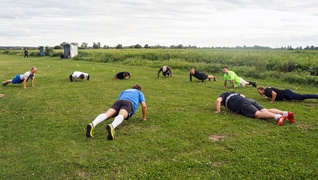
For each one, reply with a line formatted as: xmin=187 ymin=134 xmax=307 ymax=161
xmin=106 ymin=109 xmax=129 ymax=140
xmin=86 ymin=109 xmax=117 ymax=138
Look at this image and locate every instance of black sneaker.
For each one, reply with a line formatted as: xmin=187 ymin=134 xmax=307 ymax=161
xmin=106 ymin=124 xmax=115 ymax=140
xmin=86 ymin=123 xmax=94 ymax=137
xmin=252 ymin=82 xmax=257 ymax=88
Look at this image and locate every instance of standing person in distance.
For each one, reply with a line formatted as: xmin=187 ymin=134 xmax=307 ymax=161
xmin=24 ymin=48 xmax=29 ymax=58
xmin=86 ymin=84 xmax=147 ymax=140
xmin=189 ymin=68 xmax=216 ymax=83
xmin=222 ymin=66 xmax=257 ymax=89
xmin=158 ymin=65 xmax=172 ymax=78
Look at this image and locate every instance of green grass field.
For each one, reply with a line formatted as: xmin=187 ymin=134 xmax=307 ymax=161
xmin=1 ymin=52 xmax=318 ymax=179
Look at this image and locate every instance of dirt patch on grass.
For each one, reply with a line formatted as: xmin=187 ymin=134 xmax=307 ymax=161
xmin=296 ymin=124 xmax=313 ymax=130
xmin=209 ymin=134 xmax=227 ymax=141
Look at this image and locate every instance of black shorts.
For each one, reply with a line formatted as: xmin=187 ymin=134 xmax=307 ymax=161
xmin=240 ymin=98 xmax=264 ymax=118
xmin=110 ymin=100 xmax=133 ymax=120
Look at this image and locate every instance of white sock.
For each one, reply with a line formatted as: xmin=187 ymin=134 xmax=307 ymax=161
xmin=111 ymin=115 xmax=124 ymax=129
xmin=92 ymin=114 xmax=107 ymax=127
xmin=274 ymin=114 xmax=282 ymax=120
xmin=283 ymin=111 xmax=288 ymax=117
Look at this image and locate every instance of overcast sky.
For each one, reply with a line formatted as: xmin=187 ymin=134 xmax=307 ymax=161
xmin=1 ymin=0 xmax=317 ymax=48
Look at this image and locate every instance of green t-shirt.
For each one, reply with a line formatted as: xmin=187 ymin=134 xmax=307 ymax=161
xmin=224 ymin=71 xmax=241 ymax=87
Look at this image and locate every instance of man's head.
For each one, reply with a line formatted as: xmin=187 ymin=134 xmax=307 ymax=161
xmin=222 ymin=66 xmax=229 ymax=74
xmin=257 ymin=86 xmax=265 ymax=95
xmin=162 ymin=66 xmax=167 ymax=72
xmin=190 ymin=68 xmax=195 ymax=74
xmin=79 ymin=74 xmax=85 ymax=79
xmin=31 ymin=66 xmax=37 ymax=74
xmin=132 ymin=84 xmax=142 ymax=91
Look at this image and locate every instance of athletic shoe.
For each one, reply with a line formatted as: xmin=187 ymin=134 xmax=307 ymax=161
xmin=86 ymin=123 xmax=94 ymax=137
xmin=252 ymin=82 xmax=257 ymax=88
xmin=277 ymin=115 xmax=286 ymax=126
xmin=213 ymin=76 xmax=216 ymax=81
xmin=106 ymin=124 xmax=115 ymax=140
xmin=287 ymin=112 xmax=295 ymax=123
xmin=2 ymin=81 xmax=7 ymax=86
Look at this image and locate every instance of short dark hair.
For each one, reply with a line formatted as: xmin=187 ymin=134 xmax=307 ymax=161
xmin=132 ymin=84 xmax=142 ymax=91
xmin=222 ymin=66 xmax=228 ymax=69
xmin=257 ymin=86 xmax=265 ymax=91
xmin=79 ymin=74 xmax=85 ymax=79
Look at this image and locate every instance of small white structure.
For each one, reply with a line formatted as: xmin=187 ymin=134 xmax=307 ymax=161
xmin=63 ymin=44 xmax=78 ymax=58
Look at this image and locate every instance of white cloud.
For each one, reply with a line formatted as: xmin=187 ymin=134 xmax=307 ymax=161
xmin=0 ymin=0 xmax=317 ymax=47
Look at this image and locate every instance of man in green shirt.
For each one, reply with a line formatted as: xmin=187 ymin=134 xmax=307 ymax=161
xmin=223 ymin=66 xmax=257 ymax=89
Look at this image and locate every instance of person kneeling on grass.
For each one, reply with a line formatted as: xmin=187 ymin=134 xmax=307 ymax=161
xmin=215 ymin=92 xmax=295 ymax=126
xmin=69 ymin=71 xmax=90 ymax=82
xmin=2 ymin=66 xmax=37 ymax=89
xmin=86 ymin=84 xmax=147 ymax=140
xmin=190 ymin=68 xmax=216 ymax=83
xmin=115 ymin=72 xmax=131 ymax=80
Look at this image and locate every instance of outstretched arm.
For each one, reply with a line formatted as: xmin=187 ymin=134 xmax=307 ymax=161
xmin=23 ymin=79 xmax=27 ymax=89
xmin=141 ymin=102 xmax=147 ymax=121
xmin=215 ymin=97 xmax=223 ymax=113
xmin=270 ymin=91 xmax=277 ymax=103
xmin=158 ymin=68 xmax=162 ymax=78
xmin=31 ymin=78 xmax=35 ymax=87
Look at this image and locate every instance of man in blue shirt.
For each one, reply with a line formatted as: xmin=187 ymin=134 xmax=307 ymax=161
xmin=86 ymin=84 xmax=147 ymax=140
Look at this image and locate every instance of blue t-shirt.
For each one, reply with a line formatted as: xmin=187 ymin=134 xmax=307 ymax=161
xmin=118 ymin=89 xmax=146 ymax=115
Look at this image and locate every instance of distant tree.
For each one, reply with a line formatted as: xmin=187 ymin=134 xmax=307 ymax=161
xmin=45 ymin=46 xmax=54 ymax=56
xmin=53 ymin=45 xmax=61 ymax=49
xmin=135 ymin=44 xmax=142 ymax=49
xmin=103 ymin=45 xmax=110 ymax=49
xmin=93 ymin=42 xmax=100 ymax=49
xmin=144 ymin=44 xmax=150 ymax=48
xmin=60 ymin=42 xmax=67 ymax=47
xmin=80 ymin=42 xmax=88 ymax=49
xmin=116 ymin=44 xmax=123 ymax=49
xmin=177 ymin=44 xmax=184 ymax=49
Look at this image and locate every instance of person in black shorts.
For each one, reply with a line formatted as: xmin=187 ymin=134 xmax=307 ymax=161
xmin=215 ymin=92 xmax=295 ymax=126
xmin=115 ymin=72 xmax=131 ymax=79
xmin=190 ymin=68 xmax=216 ymax=82
xmin=158 ymin=65 xmax=172 ymax=78
xmin=86 ymin=84 xmax=147 ymax=140
xmin=257 ymin=86 xmax=318 ymax=103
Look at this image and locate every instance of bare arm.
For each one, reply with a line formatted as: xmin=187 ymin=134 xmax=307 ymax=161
xmin=158 ymin=68 xmax=162 ymax=78
xmin=270 ymin=91 xmax=277 ymax=103
xmin=23 ymin=79 xmax=27 ymax=89
xmin=215 ymin=97 xmax=223 ymax=113
xmin=31 ymin=78 xmax=35 ymax=87
xmin=141 ymin=102 xmax=147 ymax=121
xmin=224 ymin=80 xmax=227 ymax=88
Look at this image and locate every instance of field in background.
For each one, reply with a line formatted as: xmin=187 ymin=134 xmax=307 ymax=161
xmin=0 ymin=51 xmax=318 ymax=179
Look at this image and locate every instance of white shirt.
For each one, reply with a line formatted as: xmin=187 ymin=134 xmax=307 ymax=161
xmin=72 ymin=71 xmax=89 ymax=79
xmin=20 ymin=71 xmax=35 ymax=80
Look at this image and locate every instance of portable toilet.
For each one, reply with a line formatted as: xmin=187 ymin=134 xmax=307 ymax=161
xmin=63 ymin=44 xmax=78 ymax=58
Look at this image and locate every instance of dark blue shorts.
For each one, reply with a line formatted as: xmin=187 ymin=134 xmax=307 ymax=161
xmin=12 ymin=74 xmax=23 ymax=84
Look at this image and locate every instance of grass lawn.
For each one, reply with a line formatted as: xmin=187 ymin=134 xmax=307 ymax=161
xmin=0 ymin=53 xmax=318 ymax=179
